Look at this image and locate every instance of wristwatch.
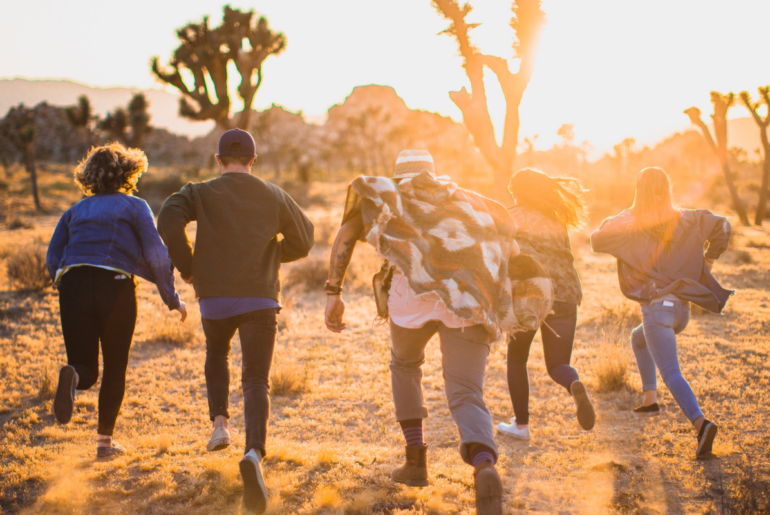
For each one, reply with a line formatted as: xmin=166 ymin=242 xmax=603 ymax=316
xmin=324 ymin=281 xmax=343 ymax=295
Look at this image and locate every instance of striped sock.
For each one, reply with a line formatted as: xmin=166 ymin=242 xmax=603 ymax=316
xmin=471 ymin=447 xmax=495 ymax=468
xmin=400 ymin=423 xmax=424 ymax=447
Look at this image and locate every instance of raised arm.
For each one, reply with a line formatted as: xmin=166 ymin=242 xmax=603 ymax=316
xmin=157 ymin=184 xmax=196 ymax=280
xmin=324 ymin=211 xmax=365 ymax=333
xmin=47 ymin=209 xmax=72 ymax=282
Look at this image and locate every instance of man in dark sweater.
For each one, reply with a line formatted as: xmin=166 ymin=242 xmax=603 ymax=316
xmin=158 ymin=129 xmax=313 ymax=515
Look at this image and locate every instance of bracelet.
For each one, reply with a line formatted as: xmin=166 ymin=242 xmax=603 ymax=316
xmin=323 ymin=281 xmax=343 ymax=295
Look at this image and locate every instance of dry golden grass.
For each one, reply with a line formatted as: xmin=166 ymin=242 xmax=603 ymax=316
xmin=6 ymin=245 xmax=51 ymax=292
xmin=0 ymin=178 xmax=768 ymax=514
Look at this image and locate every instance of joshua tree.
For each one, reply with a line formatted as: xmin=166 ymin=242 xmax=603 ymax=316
xmin=739 ymin=87 xmax=770 ymax=224
xmin=685 ymin=92 xmax=750 ymax=226
xmin=127 ymin=93 xmax=152 ymax=148
xmin=151 ymin=5 xmax=286 ymax=130
xmin=98 ymin=107 xmax=129 ymax=144
xmin=432 ymin=0 xmax=546 ymax=202
xmin=65 ymin=95 xmax=95 ymax=152
xmin=0 ymin=105 xmax=42 ymax=211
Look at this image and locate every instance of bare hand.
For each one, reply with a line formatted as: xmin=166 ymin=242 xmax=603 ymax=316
xmin=325 ymin=295 xmax=347 ymax=333
xmin=175 ymin=302 xmax=188 ymax=322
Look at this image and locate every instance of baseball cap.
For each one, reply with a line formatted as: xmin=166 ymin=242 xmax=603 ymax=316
xmin=218 ymin=129 xmax=257 ymax=157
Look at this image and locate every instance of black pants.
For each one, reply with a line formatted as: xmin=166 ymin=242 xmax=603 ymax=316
xmin=59 ymin=266 xmax=137 ymax=436
xmin=202 ymin=308 xmax=278 ymax=457
xmin=507 ymin=301 xmax=580 ymax=425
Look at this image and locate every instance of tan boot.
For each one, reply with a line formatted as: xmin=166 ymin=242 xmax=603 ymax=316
xmin=474 ymin=461 xmax=503 ymax=515
xmin=391 ymin=445 xmax=429 ymax=487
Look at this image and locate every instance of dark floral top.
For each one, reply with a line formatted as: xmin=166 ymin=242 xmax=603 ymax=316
xmin=509 ymin=206 xmax=583 ymax=306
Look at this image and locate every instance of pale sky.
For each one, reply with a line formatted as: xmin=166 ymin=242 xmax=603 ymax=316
xmin=2 ymin=0 xmax=769 ymax=155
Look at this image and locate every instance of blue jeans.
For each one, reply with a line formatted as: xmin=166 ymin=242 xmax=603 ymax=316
xmin=631 ymin=300 xmax=704 ymax=422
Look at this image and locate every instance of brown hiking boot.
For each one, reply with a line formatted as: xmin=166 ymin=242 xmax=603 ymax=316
xmin=474 ymin=461 xmax=503 ymax=515
xmin=391 ymin=445 xmax=429 ymax=487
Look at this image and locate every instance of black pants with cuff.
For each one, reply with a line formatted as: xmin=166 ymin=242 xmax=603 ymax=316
xmin=59 ymin=266 xmax=137 ymax=436
xmin=506 ymin=301 xmax=580 ymax=426
xmin=202 ymin=308 xmax=278 ymax=457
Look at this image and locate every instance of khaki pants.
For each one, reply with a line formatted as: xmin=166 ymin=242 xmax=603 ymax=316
xmin=389 ymin=320 xmax=497 ymax=464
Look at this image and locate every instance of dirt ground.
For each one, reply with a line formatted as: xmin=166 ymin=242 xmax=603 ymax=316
xmin=0 ymin=179 xmax=769 ymax=514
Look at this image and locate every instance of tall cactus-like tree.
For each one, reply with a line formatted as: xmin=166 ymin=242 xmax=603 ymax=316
xmin=151 ymin=5 xmax=286 ymax=130
xmin=685 ymin=92 xmax=750 ymax=226
xmin=739 ymin=87 xmax=770 ymax=224
xmin=65 ymin=95 xmax=95 ymax=152
xmin=0 ymin=105 xmax=42 ymax=211
xmin=98 ymin=107 xmax=129 ymax=144
xmin=127 ymin=93 xmax=152 ymax=148
xmin=432 ymin=0 xmax=546 ymax=203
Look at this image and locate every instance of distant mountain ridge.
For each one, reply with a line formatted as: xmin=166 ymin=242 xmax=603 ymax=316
xmin=0 ymin=78 xmax=214 ymax=138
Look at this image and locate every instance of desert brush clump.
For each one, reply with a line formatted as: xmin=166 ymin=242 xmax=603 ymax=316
xmin=709 ymin=452 xmax=770 ymax=515
xmin=36 ymin=363 xmax=56 ymax=401
xmin=147 ymin=308 xmax=201 ymax=347
xmin=270 ymin=360 xmax=311 ymax=396
xmin=591 ymin=329 xmax=632 ymax=393
xmin=6 ymin=245 xmax=51 ymax=292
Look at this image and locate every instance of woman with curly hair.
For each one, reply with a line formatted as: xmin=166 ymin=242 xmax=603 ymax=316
xmin=497 ymin=168 xmax=596 ymax=440
xmin=47 ymin=143 xmax=187 ymax=458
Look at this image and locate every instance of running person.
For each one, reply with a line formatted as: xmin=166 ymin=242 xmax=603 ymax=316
xmin=591 ymin=167 xmax=732 ymax=459
xmin=497 ymin=169 xmax=595 ymax=440
xmin=158 ymin=129 xmax=314 ymax=514
xmin=47 ymin=143 xmax=186 ymax=458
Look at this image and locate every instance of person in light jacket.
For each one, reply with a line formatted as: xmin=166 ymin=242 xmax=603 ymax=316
xmin=47 ymin=143 xmax=186 ymax=458
xmin=591 ymin=167 xmax=733 ymax=459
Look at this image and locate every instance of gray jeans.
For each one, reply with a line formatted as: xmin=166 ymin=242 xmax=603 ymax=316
xmin=389 ymin=321 xmax=497 ymax=464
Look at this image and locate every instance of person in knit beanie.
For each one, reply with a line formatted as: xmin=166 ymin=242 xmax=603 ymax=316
xmin=324 ymin=149 xmax=514 ymax=515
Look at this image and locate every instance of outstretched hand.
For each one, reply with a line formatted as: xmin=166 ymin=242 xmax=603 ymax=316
xmin=175 ymin=302 xmax=188 ymax=322
xmin=325 ymin=295 xmax=347 ymax=333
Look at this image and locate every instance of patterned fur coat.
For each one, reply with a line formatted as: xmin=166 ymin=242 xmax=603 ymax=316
xmin=345 ymin=171 xmax=525 ymax=336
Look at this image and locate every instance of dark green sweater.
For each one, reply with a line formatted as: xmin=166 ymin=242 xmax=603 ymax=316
xmin=157 ymin=173 xmax=314 ymax=300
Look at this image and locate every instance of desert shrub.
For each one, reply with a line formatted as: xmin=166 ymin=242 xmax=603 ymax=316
xmin=596 ymin=299 xmax=641 ymax=330
xmin=37 ymin=364 xmax=56 ymax=401
xmin=6 ymin=245 xmax=52 ymax=292
xmin=709 ymin=454 xmax=770 ymax=515
xmin=592 ymin=329 xmax=632 ymax=393
xmin=270 ymin=361 xmax=310 ymax=396
xmin=149 ymin=310 xmax=201 ymax=347
xmin=136 ymin=173 xmax=186 ymax=214
xmin=282 ymin=254 xmax=365 ymax=294
xmin=723 ymin=249 xmax=753 ymax=266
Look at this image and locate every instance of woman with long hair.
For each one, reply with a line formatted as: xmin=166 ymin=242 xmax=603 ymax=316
xmin=591 ymin=167 xmax=732 ymax=458
xmin=47 ymin=143 xmax=187 ymax=458
xmin=497 ymin=168 xmax=596 ymax=440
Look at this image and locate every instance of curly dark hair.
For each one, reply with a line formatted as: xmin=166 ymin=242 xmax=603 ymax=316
xmin=74 ymin=143 xmax=148 ymax=195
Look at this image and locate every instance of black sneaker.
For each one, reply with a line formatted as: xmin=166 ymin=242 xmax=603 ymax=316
xmin=633 ymin=403 xmax=660 ymax=416
xmin=53 ymin=366 xmax=77 ymax=424
xmin=696 ymin=420 xmax=718 ymax=459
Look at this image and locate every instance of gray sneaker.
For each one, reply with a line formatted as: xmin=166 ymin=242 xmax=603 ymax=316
xmin=240 ymin=449 xmax=268 ymax=514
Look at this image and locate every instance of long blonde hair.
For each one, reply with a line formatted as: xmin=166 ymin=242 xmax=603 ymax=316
xmin=631 ymin=167 xmax=679 ymax=240
xmin=508 ymin=168 xmax=589 ymax=230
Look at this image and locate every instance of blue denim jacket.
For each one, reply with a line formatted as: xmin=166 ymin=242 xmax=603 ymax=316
xmin=47 ymin=193 xmax=180 ymax=309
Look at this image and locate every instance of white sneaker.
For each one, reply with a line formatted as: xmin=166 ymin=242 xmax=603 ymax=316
xmin=496 ymin=418 xmax=531 ymax=440
xmin=207 ymin=426 xmax=231 ymax=452
xmin=240 ymin=449 xmax=268 ymax=514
